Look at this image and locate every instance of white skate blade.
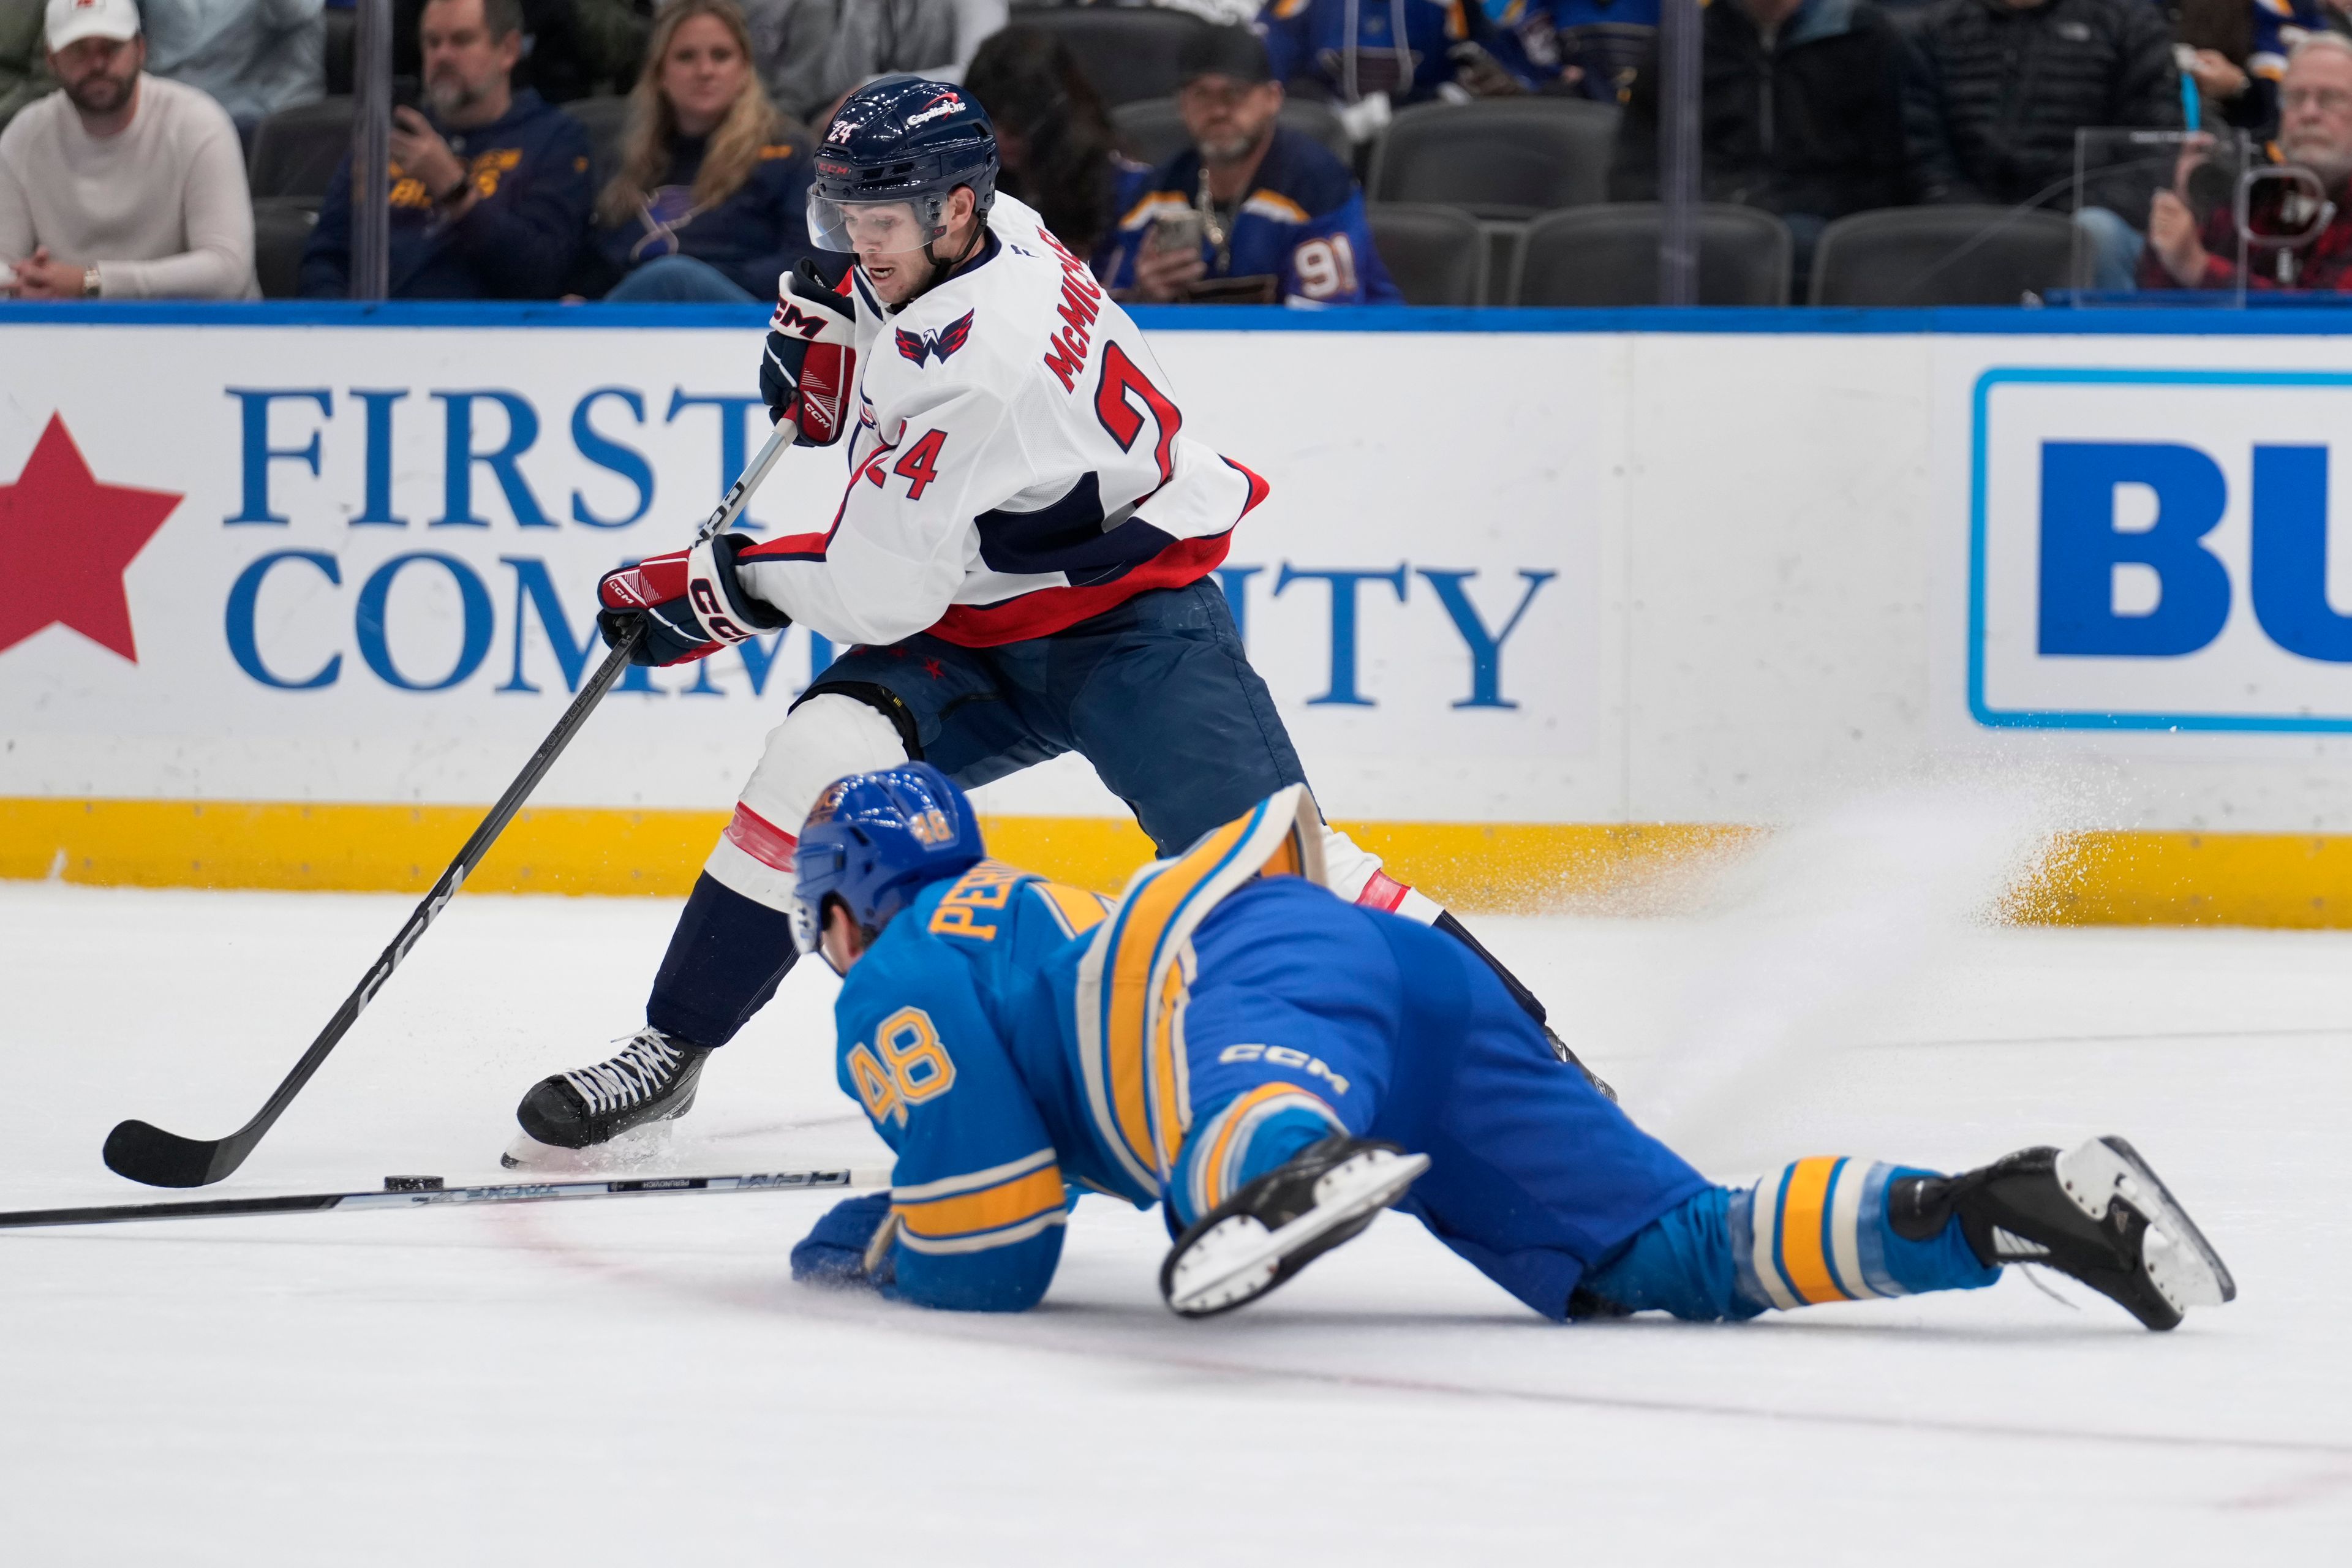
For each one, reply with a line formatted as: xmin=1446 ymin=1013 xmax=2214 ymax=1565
xmin=500 ymin=1118 xmax=680 ymax=1174
xmin=1167 ymin=1148 xmax=1431 ymax=1317
xmin=2056 ymin=1136 xmax=2236 ymax=1314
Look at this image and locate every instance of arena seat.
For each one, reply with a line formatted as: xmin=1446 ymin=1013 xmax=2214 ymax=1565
xmin=1111 ymin=96 xmax=1354 ymax=172
xmin=324 ymin=6 xmax=355 ymax=97
xmin=1366 ymin=203 xmax=1486 ymax=306
xmin=247 ymin=96 xmax=357 ymax=201
xmin=1808 ymin=206 xmax=2086 ymax=306
xmin=1018 ymin=7 xmax=1210 ymax=106
xmin=1367 ymin=98 xmax=1618 ymax=220
xmin=252 ymin=197 xmax=321 ymax=300
xmin=1512 ymin=203 xmax=1793 ymax=306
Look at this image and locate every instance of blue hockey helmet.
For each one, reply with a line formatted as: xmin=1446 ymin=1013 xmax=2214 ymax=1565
xmin=809 ymin=76 xmax=998 ymax=258
xmin=791 ymin=762 xmax=986 ymax=961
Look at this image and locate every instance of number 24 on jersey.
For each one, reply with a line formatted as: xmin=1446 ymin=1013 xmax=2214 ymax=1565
xmin=859 ymin=430 xmax=951 ymax=501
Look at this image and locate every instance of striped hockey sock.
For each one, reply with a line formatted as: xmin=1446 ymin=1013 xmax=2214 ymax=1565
xmin=1578 ymin=1158 xmax=2002 ymax=1322
xmin=1730 ymin=1157 xmax=2000 ymax=1312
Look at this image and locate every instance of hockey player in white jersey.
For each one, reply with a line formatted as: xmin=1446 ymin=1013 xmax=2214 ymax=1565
xmin=507 ymin=77 xmax=1586 ymax=1164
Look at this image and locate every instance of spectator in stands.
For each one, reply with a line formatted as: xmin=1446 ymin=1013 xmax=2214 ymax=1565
xmin=1483 ymin=0 xmax=1658 ymax=102
xmin=741 ymin=0 xmax=1008 ymax=124
xmin=962 ymin=24 xmax=1142 ymax=273
xmin=141 ymin=0 xmax=326 ymax=137
xmin=2176 ymin=0 xmax=2261 ymax=134
xmin=1263 ymin=0 xmax=1518 ymax=143
xmin=2145 ymin=32 xmax=2352 ymax=288
xmin=1902 ymin=0 xmax=2180 ymax=291
xmin=302 ymin=0 xmax=594 ymax=297
xmin=1611 ymin=0 xmax=1907 ymax=287
xmin=393 ymin=0 xmax=601 ymax=102
xmin=1102 ymin=24 xmax=1400 ymax=304
xmin=1 ymin=4 xmax=58 ymax=132
xmin=576 ymin=0 xmax=813 ymax=301
xmin=0 ymin=0 xmax=257 ymax=298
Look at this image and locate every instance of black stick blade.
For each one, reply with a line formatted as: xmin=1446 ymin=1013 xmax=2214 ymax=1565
xmin=102 ymin=1120 xmax=242 ymax=1189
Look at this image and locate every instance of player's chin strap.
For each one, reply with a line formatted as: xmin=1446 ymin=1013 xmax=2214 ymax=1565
xmin=896 ymin=203 xmax=990 ymax=312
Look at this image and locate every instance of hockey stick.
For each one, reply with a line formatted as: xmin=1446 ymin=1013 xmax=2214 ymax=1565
xmin=1 ymin=1165 xmax=890 ymax=1231
xmin=101 ymin=424 xmax=800 ymax=1191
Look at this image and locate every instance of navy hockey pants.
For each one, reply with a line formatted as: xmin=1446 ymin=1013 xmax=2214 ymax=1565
xmin=802 ymin=578 xmax=1306 ymax=858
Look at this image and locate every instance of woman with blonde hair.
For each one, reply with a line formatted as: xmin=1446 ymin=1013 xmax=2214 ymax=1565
xmin=589 ymin=0 xmax=815 ymax=302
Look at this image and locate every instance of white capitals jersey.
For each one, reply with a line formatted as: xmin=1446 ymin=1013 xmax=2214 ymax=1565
xmin=735 ymin=194 xmax=1267 ymax=649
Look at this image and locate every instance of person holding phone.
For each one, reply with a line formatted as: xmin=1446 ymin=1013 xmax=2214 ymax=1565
xmin=300 ymin=0 xmax=593 ymax=298
xmin=1102 ymin=24 xmax=1400 ymax=306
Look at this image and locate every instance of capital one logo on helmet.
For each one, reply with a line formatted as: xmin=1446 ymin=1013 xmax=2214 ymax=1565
xmin=905 ymin=92 xmax=965 ymax=127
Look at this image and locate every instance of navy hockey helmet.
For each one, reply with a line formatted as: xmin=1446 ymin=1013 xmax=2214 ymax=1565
xmin=791 ymin=761 xmax=986 ymax=963
xmin=809 ymin=76 xmax=998 ymax=258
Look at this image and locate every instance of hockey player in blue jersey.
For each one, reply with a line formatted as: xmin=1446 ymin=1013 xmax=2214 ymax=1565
xmin=783 ymin=763 xmax=2236 ymax=1329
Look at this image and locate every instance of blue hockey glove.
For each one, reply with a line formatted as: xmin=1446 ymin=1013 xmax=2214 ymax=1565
xmin=791 ymin=1193 xmax=899 ymax=1292
xmin=595 ymin=532 xmax=786 ymax=666
xmin=761 ymin=258 xmax=858 ymax=447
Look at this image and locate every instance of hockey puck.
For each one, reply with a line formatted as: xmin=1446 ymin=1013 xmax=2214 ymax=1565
xmin=383 ymin=1175 xmax=446 ymax=1192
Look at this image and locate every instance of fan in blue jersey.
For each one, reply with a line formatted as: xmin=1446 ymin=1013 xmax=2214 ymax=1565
xmin=1102 ymin=24 xmax=1401 ymax=306
xmin=786 ymin=763 xmax=2237 ymax=1329
xmin=1478 ymin=0 xmax=1659 ymax=99
xmin=1262 ymin=0 xmax=1477 ymax=109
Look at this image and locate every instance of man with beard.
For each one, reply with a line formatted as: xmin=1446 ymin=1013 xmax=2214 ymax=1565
xmin=301 ymin=0 xmax=592 ymax=298
xmin=2146 ymin=34 xmax=2352 ymax=290
xmin=0 ymin=0 xmax=256 ymax=300
xmin=1102 ymin=24 xmax=1398 ymax=306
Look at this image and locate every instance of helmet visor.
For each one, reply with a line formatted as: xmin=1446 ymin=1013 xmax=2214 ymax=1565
xmin=809 ymin=192 xmax=949 ymax=256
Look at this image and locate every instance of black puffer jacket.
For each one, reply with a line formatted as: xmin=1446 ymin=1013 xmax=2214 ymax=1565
xmin=1902 ymin=0 xmax=2180 ymax=208
xmin=1611 ymin=0 xmax=1909 ymax=219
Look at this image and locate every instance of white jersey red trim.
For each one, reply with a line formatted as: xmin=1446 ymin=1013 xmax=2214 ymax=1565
xmin=736 ymin=194 xmax=1267 ymax=649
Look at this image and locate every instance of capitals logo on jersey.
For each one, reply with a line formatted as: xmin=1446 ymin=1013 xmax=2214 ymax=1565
xmin=896 ymin=311 xmax=976 ymax=368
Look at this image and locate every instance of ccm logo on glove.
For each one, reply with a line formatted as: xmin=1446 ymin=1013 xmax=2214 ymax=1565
xmin=596 ymin=534 xmax=787 ymax=667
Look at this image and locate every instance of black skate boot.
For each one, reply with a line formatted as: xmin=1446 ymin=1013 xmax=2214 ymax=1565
xmin=1160 ymin=1135 xmax=1430 ymax=1317
xmin=1889 ymin=1136 xmax=2235 ymax=1330
xmin=503 ymin=1027 xmax=712 ymax=1169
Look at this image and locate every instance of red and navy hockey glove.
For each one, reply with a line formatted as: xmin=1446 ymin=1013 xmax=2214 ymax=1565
xmin=760 ymin=257 xmax=858 ymax=447
xmin=596 ymin=533 xmax=786 ymax=666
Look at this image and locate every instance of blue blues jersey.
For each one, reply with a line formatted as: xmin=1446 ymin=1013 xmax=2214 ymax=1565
xmin=1261 ymin=0 xmax=1473 ymax=104
xmin=2252 ymin=0 xmax=2326 ymax=84
xmin=831 ymin=861 xmax=1118 ymax=1310
xmin=820 ymin=786 xmax=1759 ymax=1319
xmin=1480 ymin=0 xmax=1659 ymax=92
xmin=832 ymin=792 xmax=1335 ymax=1308
xmin=1101 ymin=126 xmax=1402 ymax=305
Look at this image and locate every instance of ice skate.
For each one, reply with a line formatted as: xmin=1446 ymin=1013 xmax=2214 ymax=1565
xmin=1890 ymin=1136 xmax=2234 ymax=1330
xmin=1161 ymin=1135 xmax=1430 ymax=1317
xmin=503 ymin=1027 xmax=712 ymax=1170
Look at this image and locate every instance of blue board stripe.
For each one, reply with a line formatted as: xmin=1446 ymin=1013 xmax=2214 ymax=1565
xmin=9 ymin=300 xmax=2352 ymax=335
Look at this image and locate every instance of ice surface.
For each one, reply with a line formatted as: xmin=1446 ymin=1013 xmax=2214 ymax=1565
xmin=1 ymin=880 xmax=2346 ymax=1563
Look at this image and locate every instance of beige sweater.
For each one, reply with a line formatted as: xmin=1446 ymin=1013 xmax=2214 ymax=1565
xmin=0 ymin=74 xmax=257 ymax=299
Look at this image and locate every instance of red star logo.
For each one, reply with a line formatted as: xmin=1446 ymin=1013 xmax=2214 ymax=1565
xmin=922 ymin=657 xmax=944 ymax=679
xmin=0 ymin=415 xmax=183 ymax=662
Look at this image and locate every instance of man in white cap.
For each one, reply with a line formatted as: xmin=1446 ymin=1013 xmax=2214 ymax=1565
xmin=0 ymin=0 xmax=257 ymax=299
